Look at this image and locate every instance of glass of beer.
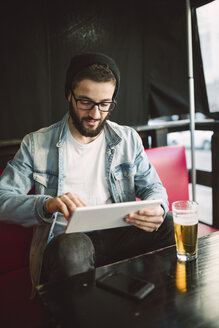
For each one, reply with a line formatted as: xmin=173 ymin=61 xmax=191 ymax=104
xmin=172 ymin=200 xmax=198 ymax=262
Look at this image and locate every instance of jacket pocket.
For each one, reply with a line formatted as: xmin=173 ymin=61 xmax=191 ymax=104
xmin=33 ymin=173 xmax=48 ymax=187
xmin=113 ymin=164 xmax=136 ymax=200
xmin=33 ymin=172 xmax=57 ymax=196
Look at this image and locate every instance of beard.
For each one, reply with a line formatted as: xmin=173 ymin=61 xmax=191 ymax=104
xmin=69 ymin=102 xmax=110 ymax=137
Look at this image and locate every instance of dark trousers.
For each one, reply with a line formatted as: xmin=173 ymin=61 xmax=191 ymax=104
xmin=41 ymin=212 xmax=175 ymax=283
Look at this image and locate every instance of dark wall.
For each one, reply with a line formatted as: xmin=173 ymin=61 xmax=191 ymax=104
xmin=0 ymin=0 xmax=209 ymax=140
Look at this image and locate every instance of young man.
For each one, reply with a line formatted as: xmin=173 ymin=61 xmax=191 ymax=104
xmin=0 ymin=53 xmax=175 ymax=294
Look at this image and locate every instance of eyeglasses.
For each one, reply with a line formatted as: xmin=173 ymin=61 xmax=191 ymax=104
xmin=71 ymin=92 xmax=116 ymax=112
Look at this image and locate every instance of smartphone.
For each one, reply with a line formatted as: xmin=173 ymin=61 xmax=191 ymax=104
xmin=96 ymin=271 xmax=155 ymax=301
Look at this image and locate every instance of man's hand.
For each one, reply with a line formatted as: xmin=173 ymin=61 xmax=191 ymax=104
xmin=125 ymin=205 xmax=164 ymax=232
xmin=44 ymin=193 xmax=87 ymax=220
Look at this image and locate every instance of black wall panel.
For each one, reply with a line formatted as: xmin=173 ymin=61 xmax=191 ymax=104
xmin=0 ymin=0 xmax=209 ymax=140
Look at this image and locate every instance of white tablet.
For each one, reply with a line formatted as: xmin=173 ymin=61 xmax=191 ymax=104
xmin=65 ymin=199 xmax=163 ymax=233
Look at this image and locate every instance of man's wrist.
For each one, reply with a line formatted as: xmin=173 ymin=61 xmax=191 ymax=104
xmin=43 ymin=198 xmax=52 ymax=218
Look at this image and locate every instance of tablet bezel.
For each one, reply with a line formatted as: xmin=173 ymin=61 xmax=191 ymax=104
xmin=65 ymin=199 xmax=163 ymax=233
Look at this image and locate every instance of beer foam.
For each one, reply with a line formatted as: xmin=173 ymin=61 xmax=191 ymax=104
xmin=173 ymin=213 xmax=198 ymax=226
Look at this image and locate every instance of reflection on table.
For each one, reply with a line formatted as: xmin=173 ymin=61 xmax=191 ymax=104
xmin=37 ymin=231 xmax=219 ymax=328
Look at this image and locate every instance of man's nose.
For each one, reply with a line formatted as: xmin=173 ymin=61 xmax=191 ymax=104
xmin=89 ymin=105 xmax=100 ymax=118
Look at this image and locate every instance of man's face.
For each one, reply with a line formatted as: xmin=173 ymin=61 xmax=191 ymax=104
xmin=68 ymin=79 xmax=115 ymax=138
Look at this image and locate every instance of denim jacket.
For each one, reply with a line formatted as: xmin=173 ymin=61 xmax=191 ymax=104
xmin=0 ymin=113 xmax=168 ymax=294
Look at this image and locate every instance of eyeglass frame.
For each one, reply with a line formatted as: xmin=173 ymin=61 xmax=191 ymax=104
xmin=71 ymin=91 xmax=117 ymax=112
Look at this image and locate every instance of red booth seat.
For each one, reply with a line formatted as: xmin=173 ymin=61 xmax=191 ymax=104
xmin=0 ymin=222 xmax=33 ymax=273
xmin=0 ymin=168 xmax=33 ymax=274
xmin=0 ymin=168 xmax=48 ymax=327
xmin=145 ymin=146 xmax=218 ymax=237
xmin=145 ymin=145 xmax=189 ymax=210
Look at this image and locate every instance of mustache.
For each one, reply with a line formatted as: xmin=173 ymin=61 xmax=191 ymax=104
xmin=82 ymin=116 xmax=100 ymax=122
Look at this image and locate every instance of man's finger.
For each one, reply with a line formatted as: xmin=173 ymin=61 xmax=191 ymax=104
xmin=138 ymin=205 xmax=164 ymax=217
xmin=65 ymin=192 xmax=87 ymax=207
xmin=126 ymin=213 xmax=164 ymax=224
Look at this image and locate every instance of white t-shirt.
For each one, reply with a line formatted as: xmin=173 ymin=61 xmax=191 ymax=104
xmin=62 ymin=127 xmax=112 ymax=206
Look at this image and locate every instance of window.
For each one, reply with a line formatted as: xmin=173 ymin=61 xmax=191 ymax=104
xmin=197 ymin=1 xmax=219 ymax=113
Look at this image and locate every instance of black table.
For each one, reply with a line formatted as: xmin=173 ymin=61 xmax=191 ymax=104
xmin=37 ymin=231 xmax=219 ymax=328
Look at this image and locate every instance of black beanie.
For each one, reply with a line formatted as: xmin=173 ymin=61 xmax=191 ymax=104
xmin=65 ymin=52 xmax=120 ymax=100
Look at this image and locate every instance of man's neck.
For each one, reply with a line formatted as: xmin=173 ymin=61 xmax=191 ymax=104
xmin=68 ymin=117 xmax=103 ymax=144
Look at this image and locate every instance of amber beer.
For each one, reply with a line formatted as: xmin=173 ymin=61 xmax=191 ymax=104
xmin=174 ymin=222 xmax=198 ymax=260
xmin=172 ymin=201 xmax=198 ymax=261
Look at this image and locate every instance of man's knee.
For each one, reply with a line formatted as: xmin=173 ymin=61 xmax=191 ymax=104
xmin=47 ymin=232 xmax=95 ymax=259
xmin=42 ymin=233 xmax=95 ymax=283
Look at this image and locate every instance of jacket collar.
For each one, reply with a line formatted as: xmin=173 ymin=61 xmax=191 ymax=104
xmin=56 ymin=113 xmax=69 ymax=147
xmin=56 ymin=112 xmax=122 ymax=148
xmin=104 ymin=120 xmax=122 ymax=148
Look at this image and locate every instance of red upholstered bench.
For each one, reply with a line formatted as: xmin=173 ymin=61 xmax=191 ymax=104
xmin=0 ymin=168 xmax=33 ymax=274
xmin=145 ymin=145 xmax=189 ymax=210
xmin=0 ymin=168 xmax=49 ymax=327
xmin=145 ymin=145 xmax=218 ymax=237
xmin=0 ymin=267 xmax=49 ymax=327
